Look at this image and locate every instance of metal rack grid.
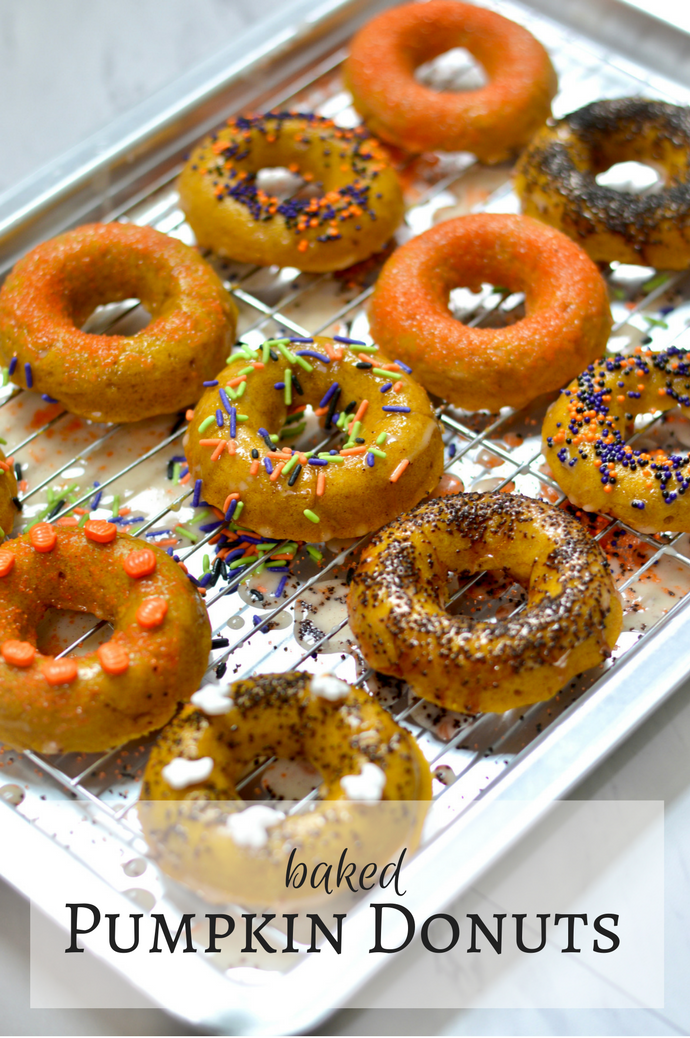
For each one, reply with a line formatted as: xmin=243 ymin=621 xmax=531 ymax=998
xmin=2 ymin=0 xmax=690 ymax=1013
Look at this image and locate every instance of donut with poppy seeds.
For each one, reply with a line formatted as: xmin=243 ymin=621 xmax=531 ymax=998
xmin=515 ymin=98 xmax=690 ymax=268
xmin=543 ymin=346 xmax=690 ymax=532
xmin=139 ymin=670 xmax=431 ymax=908
xmin=177 ymin=112 xmax=404 ymax=272
xmin=0 ymin=525 xmax=210 ymax=753
xmin=0 ymin=222 xmax=237 ymax=423
xmin=347 ymin=493 xmax=622 ymax=714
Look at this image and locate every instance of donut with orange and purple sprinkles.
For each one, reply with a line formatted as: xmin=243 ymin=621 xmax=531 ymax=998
xmin=177 ymin=111 xmax=404 ymax=272
xmin=543 ymin=345 xmax=690 ymax=532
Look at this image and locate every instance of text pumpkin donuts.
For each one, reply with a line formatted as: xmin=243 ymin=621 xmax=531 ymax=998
xmin=368 ymin=213 xmax=612 ymax=412
xmin=184 ymin=335 xmax=444 ymax=542
xmin=0 ymin=525 xmax=211 ymax=753
xmin=515 ymin=98 xmax=690 ymax=269
xmin=543 ymin=346 xmax=690 ymax=532
xmin=348 ymin=494 xmax=622 ymax=714
xmin=139 ymin=671 xmax=432 ymax=908
xmin=344 ymin=0 xmax=557 ymax=162
xmin=0 ymin=222 xmax=238 ymax=423
xmin=178 ymin=112 xmax=404 ymax=272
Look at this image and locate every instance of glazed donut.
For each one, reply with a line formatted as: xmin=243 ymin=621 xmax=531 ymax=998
xmin=0 ymin=449 xmax=19 ymax=541
xmin=0 ymin=524 xmax=211 ymax=753
xmin=344 ymin=0 xmax=557 ymax=162
xmin=348 ymin=493 xmax=622 ymax=714
xmin=184 ymin=335 xmax=444 ymax=542
xmin=515 ymin=98 xmax=690 ymax=268
xmin=177 ymin=112 xmax=404 ymax=272
xmin=543 ymin=346 xmax=690 ymax=532
xmin=368 ymin=213 xmax=612 ymax=412
xmin=0 ymin=223 xmax=238 ymax=423
xmin=139 ymin=671 xmax=431 ymax=907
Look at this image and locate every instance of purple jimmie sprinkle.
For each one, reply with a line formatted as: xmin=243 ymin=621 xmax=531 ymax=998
xmin=296 ymin=350 xmax=330 ymax=363
xmin=448 ymin=442 xmax=457 ymax=459
xmin=198 ymin=520 xmax=225 ymax=532
xmin=230 ymin=407 xmax=237 ymax=438
xmin=274 ymin=382 xmax=285 ymax=390
xmin=42 ymin=394 xmax=58 ymax=403
xmin=319 ymin=382 xmax=340 ymax=408
xmin=380 ymin=383 xmax=392 ymax=393
xmin=382 ymin=405 xmax=411 ymax=413
xmin=333 ymin=336 xmax=366 ymax=345
xmin=394 ymin=359 xmax=413 ymax=374
xmin=308 ymin=458 xmax=328 ymax=466
xmin=8 ymin=356 xmax=17 ymax=376
xmin=289 ymin=337 xmax=314 ymax=343
xmin=216 ymin=409 xmax=224 ymax=427
xmin=225 ymin=498 xmax=238 ymax=521
xmin=366 ymin=452 xmax=375 ymax=467
xmin=192 ymin=479 xmax=202 ymax=507
xmin=264 ymin=457 xmax=274 ymax=474
xmin=91 ymin=481 xmax=102 ymax=510
xmin=219 ymin=387 xmax=232 ymax=414
xmin=276 ymin=574 xmax=289 ymax=598
xmin=24 ymin=362 xmax=33 ymax=388
xmin=225 ymin=547 xmax=247 ymax=563
xmin=203 ymin=379 xmax=219 ymax=387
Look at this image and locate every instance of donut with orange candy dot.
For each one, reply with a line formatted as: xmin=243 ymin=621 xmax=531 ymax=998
xmin=543 ymin=345 xmax=690 ymax=532
xmin=0 ymin=525 xmax=210 ymax=753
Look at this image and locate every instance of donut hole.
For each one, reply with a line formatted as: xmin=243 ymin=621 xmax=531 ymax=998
xmin=255 ymin=166 xmax=312 ymax=201
xmin=81 ymin=298 xmax=152 ymax=336
xmin=35 ymin=605 xmax=112 ymax=657
xmin=448 ymin=282 xmax=525 ymax=328
xmin=595 ymin=160 xmax=664 ymax=195
xmin=247 ymin=756 xmax=323 ymax=801
xmin=445 ymin=568 xmax=526 ymax=622
xmin=415 ymin=47 xmax=487 ymax=93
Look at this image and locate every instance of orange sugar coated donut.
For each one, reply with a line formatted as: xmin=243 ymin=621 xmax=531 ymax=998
xmin=184 ymin=335 xmax=444 ymax=542
xmin=0 ymin=527 xmax=210 ymax=753
xmin=0 ymin=223 xmax=238 ymax=423
xmin=344 ymin=0 xmax=557 ymax=162
xmin=368 ymin=213 xmax=612 ymax=413
xmin=0 ymin=448 xmax=19 ymax=541
xmin=178 ymin=112 xmax=404 ymax=273
xmin=543 ymin=346 xmax=690 ymax=533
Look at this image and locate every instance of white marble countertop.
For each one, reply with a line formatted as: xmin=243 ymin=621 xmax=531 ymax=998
xmin=1 ymin=1 xmax=690 ymax=1035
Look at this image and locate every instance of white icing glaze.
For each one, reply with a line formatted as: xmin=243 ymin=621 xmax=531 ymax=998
xmin=340 ymin=762 xmax=386 ymax=801
xmin=226 ymin=805 xmax=286 ymax=848
xmin=161 ymin=756 xmax=214 ymax=790
xmin=310 ymin=673 xmax=350 ymax=701
xmin=191 ymin=684 xmax=235 ymax=715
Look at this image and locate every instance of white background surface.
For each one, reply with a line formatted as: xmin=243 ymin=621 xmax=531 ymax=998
xmin=1 ymin=0 xmax=690 ymax=1035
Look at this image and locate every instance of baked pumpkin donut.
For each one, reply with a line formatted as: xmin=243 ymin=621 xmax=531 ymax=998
xmin=515 ymin=98 xmax=690 ymax=268
xmin=344 ymin=0 xmax=557 ymax=162
xmin=368 ymin=213 xmax=612 ymax=412
xmin=348 ymin=493 xmax=622 ymax=714
xmin=0 ymin=524 xmax=211 ymax=753
xmin=0 ymin=449 xmax=19 ymax=541
xmin=178 ymin=112 xmax=404 ymax=272
xmin=184 ymin=335 xmax=444 ymax=541
xmin=543 ymin=346 xmax=690 ymax=532
xmin=139 ymin=671 xmax=431 ymax=908
xmin=0 ymin=223 xmax=237 ymax=423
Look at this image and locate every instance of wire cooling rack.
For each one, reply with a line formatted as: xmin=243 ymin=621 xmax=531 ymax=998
xmin=3 ymin=0 xmax=690 ymax=1006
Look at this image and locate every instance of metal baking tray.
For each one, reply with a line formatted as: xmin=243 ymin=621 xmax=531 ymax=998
xmin=2 ymin=0 xmax=690 ymax=1031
